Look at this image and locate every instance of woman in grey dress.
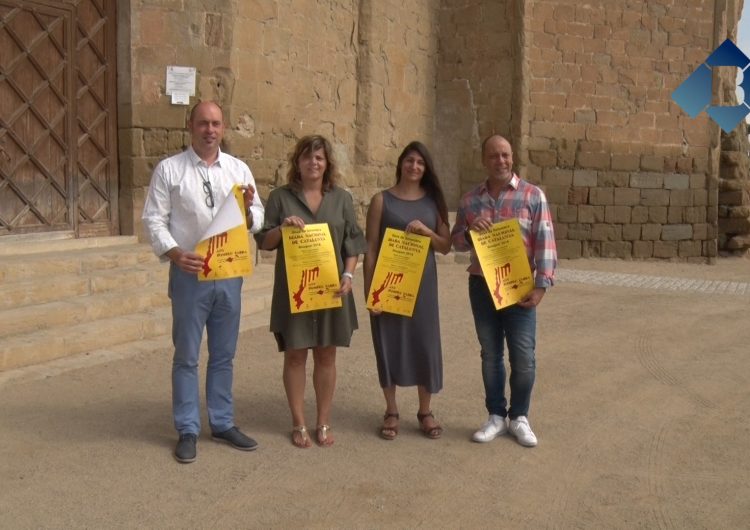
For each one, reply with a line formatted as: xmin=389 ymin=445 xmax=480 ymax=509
xmin=255 ymin=135 xmax=366 ymax=448
xmin=363 ymin=141 xmax=451 ymax=440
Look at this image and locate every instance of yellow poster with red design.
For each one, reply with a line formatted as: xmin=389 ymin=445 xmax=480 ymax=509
xmin=195 ymin=185 xmax=253 ymax=281
xmin=470 ymin=219 xmax=534 ymax=309
xmin=281 ymin=223 xmax=342 ymax=313
xmin=366 ymin=228 xmax=430 ymax=317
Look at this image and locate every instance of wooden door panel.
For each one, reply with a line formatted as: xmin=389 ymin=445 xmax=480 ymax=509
xmin=0 ymin=0 xmax=117 ymax=237
xmin=0 ymin=1 xmax=74 ymax=235
xmin=73 ymin=0 xmax=117 ymax=237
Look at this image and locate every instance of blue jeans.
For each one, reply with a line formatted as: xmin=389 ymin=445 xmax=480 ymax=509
xmin=468 ymin=275 xmax=536 ymax=419
xmin=169 ymin=264 xmax=243 ymax=435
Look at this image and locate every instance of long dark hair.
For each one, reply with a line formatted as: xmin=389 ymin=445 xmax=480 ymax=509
xmin=396 ymin=141 xmax=448 ymax=226
xmin=286 ymin=135 xmax=338 ymax=192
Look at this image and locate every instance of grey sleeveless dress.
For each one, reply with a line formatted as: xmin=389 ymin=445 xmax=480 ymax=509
xmin=370 ymin=190 xmax=443 ymax=393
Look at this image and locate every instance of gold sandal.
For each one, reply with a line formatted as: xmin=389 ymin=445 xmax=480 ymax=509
xmin=291 ymin=425 xmax=312 ymax=448
xmin=315 ymin=424 xmax=334 ymax=447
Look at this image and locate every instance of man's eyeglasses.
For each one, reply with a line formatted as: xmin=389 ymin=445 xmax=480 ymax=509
xmin=201 ymin=173 xmax=214 ymax=208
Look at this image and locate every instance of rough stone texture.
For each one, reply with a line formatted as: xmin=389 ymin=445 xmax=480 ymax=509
xmin=119 ymin=0 xmax=441 ymax=229
xmin=718 ymin=123 xmax=750 ymax=255
xmin=662 ymin=224 xmax=693 ymax=241
xmin=435 ymin=1 xmax=520 ymax=204
xmin=113 ymin=0 xmax=747 ymax=262
xmin=521 ymin=0 xmax=743 ymax=260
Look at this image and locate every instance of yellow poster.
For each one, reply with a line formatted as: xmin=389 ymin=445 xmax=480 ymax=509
xmin=281 ymin=223 xmax=342 ymax=313
xmin=470 ymin=219 xmax=534 ymax=309
xmin=195 ymin=185 xmax=253 ymax=281
xmin=366 ymin=228 xmax=431 ymax=317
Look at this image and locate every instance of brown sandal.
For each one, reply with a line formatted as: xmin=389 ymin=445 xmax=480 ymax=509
xmin=380 ymin=412 xmax=400 ymax=440
xmin=417 ymin=411 xmax=443 ymax=439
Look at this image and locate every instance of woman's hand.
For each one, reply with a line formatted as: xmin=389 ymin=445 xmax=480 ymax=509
xmin=405 ymin=220 xmax=431 ymax=237
xmin=334 ymin=275 xmax=352 ymax=297
xmin=281 ymin=216 xmax=306 ymax=229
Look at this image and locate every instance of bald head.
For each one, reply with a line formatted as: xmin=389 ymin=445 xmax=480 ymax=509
xmin=188 ymin=101 xmax=225 ymax=163
xmin=481 ymin=134 xmax=512 ymax=157
xmin=481 ymin=134 xmax=514 ymax=185
xmin=189 ymin=101 xmax=223 ymax=123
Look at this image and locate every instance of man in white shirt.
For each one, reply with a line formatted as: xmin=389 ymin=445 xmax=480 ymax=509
xmin=142 ymin=101 xmax=264 ymax=463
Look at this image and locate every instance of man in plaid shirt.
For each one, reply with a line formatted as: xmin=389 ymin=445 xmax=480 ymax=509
xmin=451 ymin=135 xmax=557 ymax=447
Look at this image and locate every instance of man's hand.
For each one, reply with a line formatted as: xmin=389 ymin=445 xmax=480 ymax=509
xmin=166 ymin=247 xmax=204 ymax=275
xmin=469 ymin=217 xmax=493 ymax=232
xmin=242 ymin=185 xmax=256 ymax=210
xmin=517 ymin=287 xmax=546 ymax=308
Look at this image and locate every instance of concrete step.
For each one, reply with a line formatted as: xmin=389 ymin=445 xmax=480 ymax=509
xmin=0 ymin=310 xmax=170 ymax=371
xmin=0 ymin=235 xmax=139 ymax=257
xmin=0 ymin=231 xmax=275 ymax=372
xmin=0 ymin=264 xmax=275 ymax=372
xmin=0 ymin=242 xmax=156 ymax=283
xmin=0 ymin=266 xmax=166 ymax=311
xmin=0 ymin=287 xmax=169 ymax=339
xmin=0 ymin=244 xmax=271 ymax=310
xmin=0 ymin=290 xmax=274 ymax=385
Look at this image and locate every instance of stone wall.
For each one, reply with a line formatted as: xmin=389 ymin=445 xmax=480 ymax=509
xmin=717 ymin=0 xmax=750 ymax=255
xmin=354 ymin=1 xmax=441 ymax=198
xmin=434 ymin=1 xmax=522 ymax=206
xmin=118 ymin=0 xmax=441 ymax=239
xmin=116 ymin=0 xmax=745 ymax=261
xmin=719 ymin=126 xmax=750 ymax=254
xmin=522 ymin=0 xmax=723 ymax=261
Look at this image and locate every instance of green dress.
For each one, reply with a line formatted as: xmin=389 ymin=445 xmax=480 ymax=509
xmin=255 ymin=185 xmax=366 ymax=351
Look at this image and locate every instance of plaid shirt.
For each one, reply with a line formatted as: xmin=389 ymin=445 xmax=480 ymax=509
xmin=450 ymin=174 xmax=557 ymax=288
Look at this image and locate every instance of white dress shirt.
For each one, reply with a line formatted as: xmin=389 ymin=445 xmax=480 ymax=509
xmin=142 ymin=146 xmax=265 ymax=259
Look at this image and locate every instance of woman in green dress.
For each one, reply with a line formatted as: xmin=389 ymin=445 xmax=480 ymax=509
xmin=255 ymin=135 xmax=366 ymax=448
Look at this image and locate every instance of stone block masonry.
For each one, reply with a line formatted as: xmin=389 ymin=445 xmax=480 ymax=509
xmin=522 ymin=0 xmax=743 ymax=260
xmin=119 ymin=0 xmax=442 ymax=235
xmin=114 ymin=0 xmax=745 ymax=261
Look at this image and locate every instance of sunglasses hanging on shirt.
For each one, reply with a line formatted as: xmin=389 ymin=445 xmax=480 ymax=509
xmin=201 ymin=168 xmax=214 ymax=208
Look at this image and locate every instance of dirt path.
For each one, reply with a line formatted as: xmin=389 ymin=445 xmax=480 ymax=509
xmin=1 ymin=259 xmax=748 ymax=528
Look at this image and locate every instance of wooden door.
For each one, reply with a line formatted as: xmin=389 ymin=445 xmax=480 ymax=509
xmin=0 ymin=0 xmax=117 ymax=237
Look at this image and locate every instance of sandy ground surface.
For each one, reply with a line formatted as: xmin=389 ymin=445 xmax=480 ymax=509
xmin=1 ymin=258 xmax=749 ymax=529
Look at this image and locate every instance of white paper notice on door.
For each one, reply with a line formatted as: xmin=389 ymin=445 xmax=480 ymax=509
xmin=166 ymin=66 xmax=196 ymax=96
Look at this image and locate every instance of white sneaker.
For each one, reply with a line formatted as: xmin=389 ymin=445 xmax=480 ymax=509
xmin=508 ymin=416 xmax=537 ymax=447
xmin=472 ymin=414 xmax=508 ymax=443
